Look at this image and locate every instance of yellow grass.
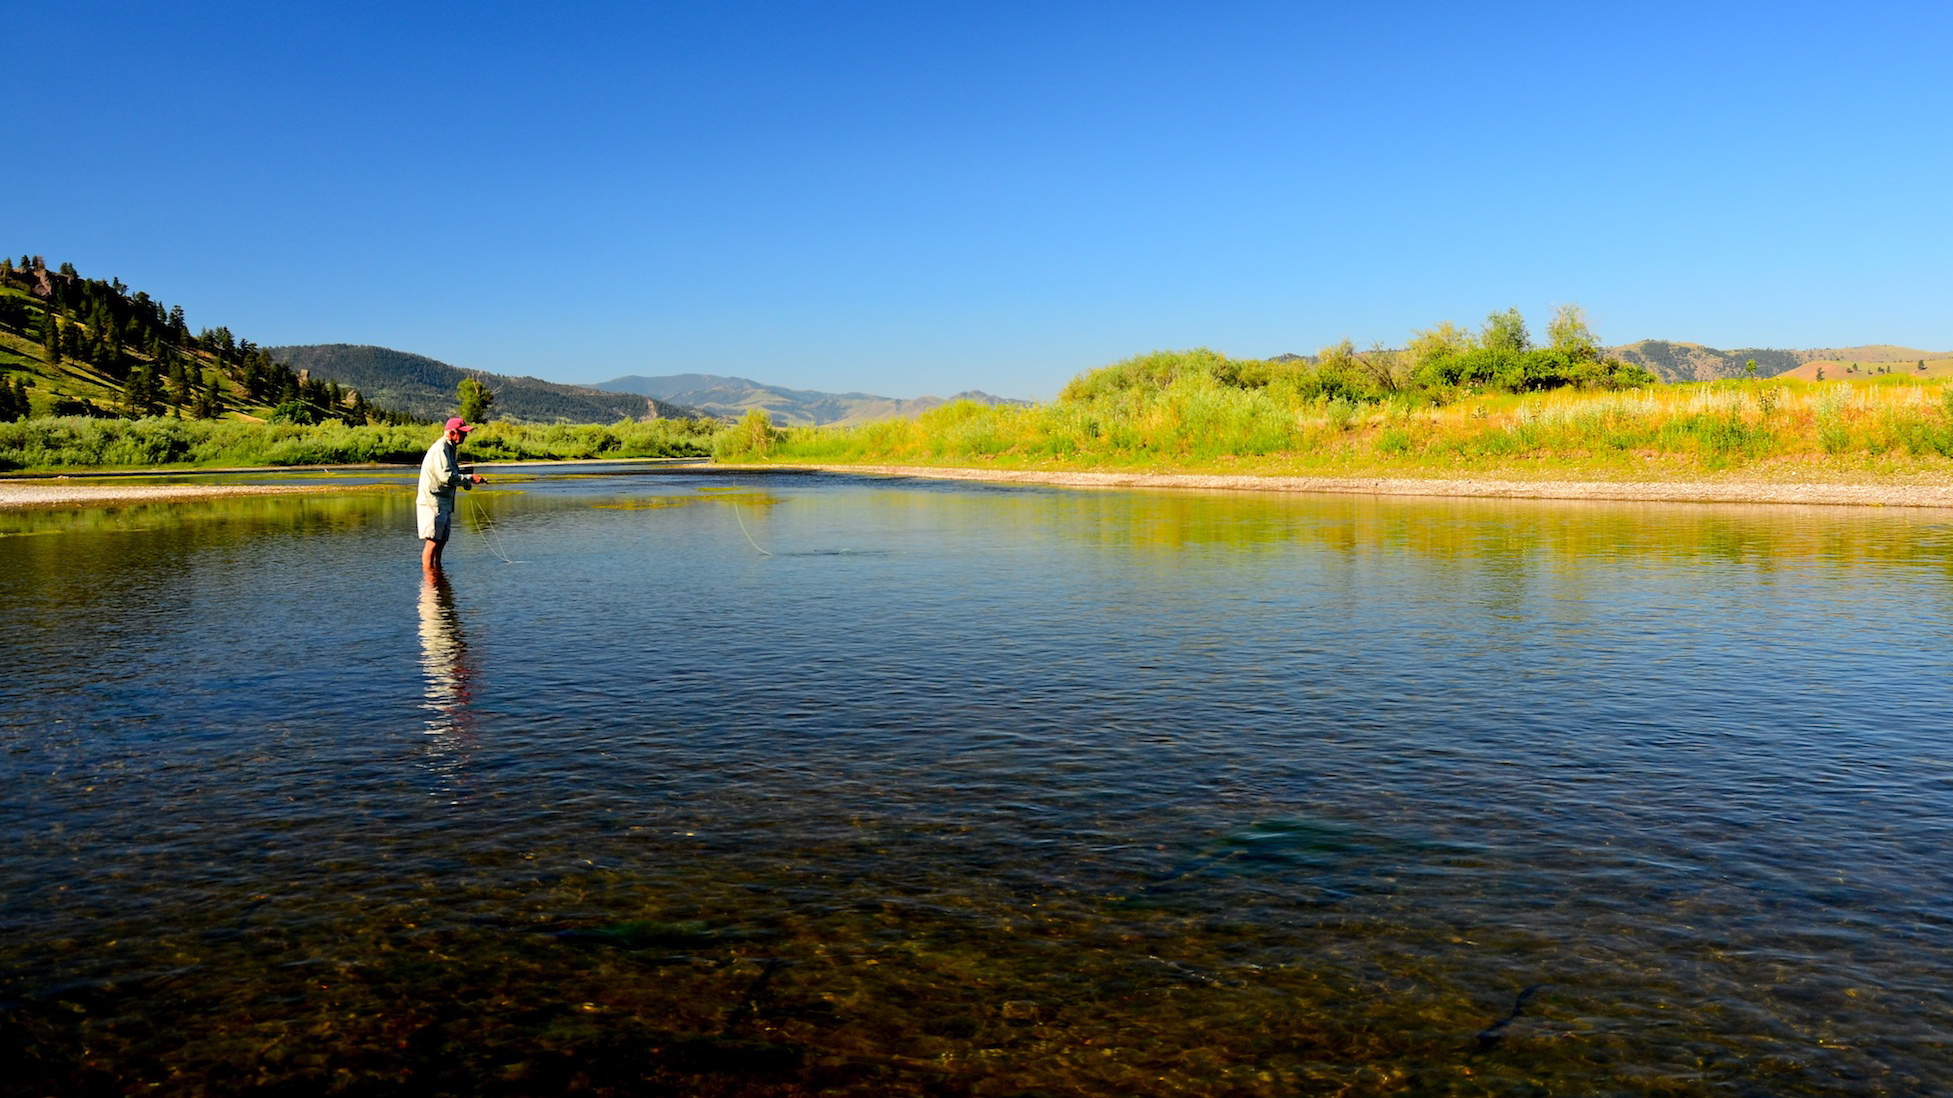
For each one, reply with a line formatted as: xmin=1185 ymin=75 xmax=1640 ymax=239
xmin=758 ymin=375 xmax=1953 ymax=483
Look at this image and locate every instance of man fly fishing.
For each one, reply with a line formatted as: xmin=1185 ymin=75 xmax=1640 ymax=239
xmin=418 ymin=416 xmax=485 ymax=575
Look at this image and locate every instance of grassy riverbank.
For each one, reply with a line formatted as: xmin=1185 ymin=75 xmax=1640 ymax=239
xmin=17 ymin=348 xmax=1953 ymax=485
xmin=0 ymin=416 xmax=719 ymax=472
xmin=726 ymin=350 xmax=1953 ymax=482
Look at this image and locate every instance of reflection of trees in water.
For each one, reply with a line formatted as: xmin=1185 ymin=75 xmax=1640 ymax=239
xmin=0 ymin=493 xmax=415 ymax=615
xmin=417 ymin=574 xmax=478 ymax=801
xmin=972 ymin=490 xmax=1953 ymax=636
xmin=1045 ymin=490 xmax=1953 ymax=573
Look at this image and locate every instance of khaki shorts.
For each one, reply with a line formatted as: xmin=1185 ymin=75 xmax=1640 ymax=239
xmin=417 ymin=502 xmax=453 ymax=543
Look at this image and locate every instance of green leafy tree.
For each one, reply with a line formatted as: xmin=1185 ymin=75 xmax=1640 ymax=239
xmin=1406 ymin=321 xmax=1476 ymax=370
xmin=1545 ymin=305 xmax=1598 ymax=358
xmin=458 ymin=377 xmax=494 ymax=423
xmin=718 ymin=406 xmax=779 ymax=457
xmin=1481 ymin=308 xmax=1531 ymax=353
xmin=269 ymin=399 xmax=319 ymax=425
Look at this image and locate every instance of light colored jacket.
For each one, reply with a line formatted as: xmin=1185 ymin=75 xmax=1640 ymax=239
xmin=417 ymin=437 xmax=473 ymax=508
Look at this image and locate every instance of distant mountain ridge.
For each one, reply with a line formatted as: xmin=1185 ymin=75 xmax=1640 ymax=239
xmin=268 ymin=345 xmax=698 ymax=424
xmin=1606 ymin=341 xmax=1953 ymax=382
xmin=592 ymin=373 xmax=1032 ymax=427
xmin=1264 ymin=342 xmax=1953 ymax=383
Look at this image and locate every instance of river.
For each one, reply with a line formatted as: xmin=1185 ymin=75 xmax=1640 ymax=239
xmin=4 ymin=467 xmax=1951 ymax=1095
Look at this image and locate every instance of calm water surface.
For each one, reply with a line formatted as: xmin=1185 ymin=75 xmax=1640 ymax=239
xmin=4 ymin=469 xmax=1953 ymax=1095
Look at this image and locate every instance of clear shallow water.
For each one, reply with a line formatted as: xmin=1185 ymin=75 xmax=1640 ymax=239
xmin=4 ymin=469 xmax=1953 ymax=1095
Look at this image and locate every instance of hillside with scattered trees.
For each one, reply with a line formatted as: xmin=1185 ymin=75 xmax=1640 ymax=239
xmin=0 ymin=257 xmax=415 ymax=426
xmin=0 ymin=258 xmax=701 ymax=429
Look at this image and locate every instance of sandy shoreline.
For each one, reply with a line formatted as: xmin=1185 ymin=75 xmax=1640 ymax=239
xmin=780 ymin=464 xmax=1953 ymax=509
xmin=9 ymin=464 xmax=1953 ymax=510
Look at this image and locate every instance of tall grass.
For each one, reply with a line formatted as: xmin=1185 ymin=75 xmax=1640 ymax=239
xmin=727 ymin=352 xmax=1953 ymax=479
xmin=0 ymin=416 xmax=719 ymax=472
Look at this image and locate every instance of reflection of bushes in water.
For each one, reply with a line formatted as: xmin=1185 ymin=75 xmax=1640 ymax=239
xmin=1049 ymin=489 xmax=1953 ymax=581
xmin=0 ymin=489 xmax=406 ymax=540
xmin=0 ymin=492 xmax=409 ymax=609
xmin=592 ymin=490 xmax=781 ymax=512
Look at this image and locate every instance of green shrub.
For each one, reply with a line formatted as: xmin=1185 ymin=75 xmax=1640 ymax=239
xmin=714 ymin=408 xmax=780 ymax=460
xmin=0 ymin=416 xmax=716 ymax=471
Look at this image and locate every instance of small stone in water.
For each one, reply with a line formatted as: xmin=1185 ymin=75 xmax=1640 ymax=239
xmin=1001 ymin=1000 xmax=1040 ymax=1022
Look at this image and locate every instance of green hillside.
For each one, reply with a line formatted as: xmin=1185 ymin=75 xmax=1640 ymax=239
xmin=270 ymin=344 xmax=700 ymax=425
xmin=0 ymin=259 xmax=699 ymax=429
xmin=1608 ymin=340 xmax=1953 ymax=382
xmin=0 ymin=257 xmax=416 ymax=426
xmin=1607 ymin=341 xmax=1807 ymax=382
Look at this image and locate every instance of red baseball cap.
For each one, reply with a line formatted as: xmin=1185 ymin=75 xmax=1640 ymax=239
xmin=444 ymin=417 xmax=474 ymax=432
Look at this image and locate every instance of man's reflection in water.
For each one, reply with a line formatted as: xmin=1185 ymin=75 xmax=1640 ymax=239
xmin=417 ymin=573 xmax=478 ymax=801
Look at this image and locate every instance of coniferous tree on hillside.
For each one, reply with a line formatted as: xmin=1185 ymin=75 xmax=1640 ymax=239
xmin=0 ymin=375 xmax=29 ymax=422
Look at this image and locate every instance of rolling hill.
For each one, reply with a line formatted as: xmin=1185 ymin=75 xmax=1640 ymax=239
xmin=591 ymin=373 xmax=1032 ymax=427
xmin=1607 ymin=340 xmax=1953 ymax=382
xmin=268 ymin=345 xmax=701 ymax=424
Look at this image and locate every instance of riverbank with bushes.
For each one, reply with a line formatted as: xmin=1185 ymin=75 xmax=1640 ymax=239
xmin=722 ymin=348 xmax=1953 ymax=482
xmin=0 ymin=416 xmax=719 ymax=472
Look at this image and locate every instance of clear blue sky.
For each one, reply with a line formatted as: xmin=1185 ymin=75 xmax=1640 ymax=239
xmin=12 ymin=1 xmax=1950 ymax=400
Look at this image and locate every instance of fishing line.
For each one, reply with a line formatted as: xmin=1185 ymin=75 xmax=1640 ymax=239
xmin=470 ymin=496 xmax=528 ymax=564
xmin=731 ymin=501 xmax=774 ymax=557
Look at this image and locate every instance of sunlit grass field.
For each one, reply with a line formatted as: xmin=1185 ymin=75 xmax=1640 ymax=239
xmin=737 ymin=361 xmax=1953 ymax=482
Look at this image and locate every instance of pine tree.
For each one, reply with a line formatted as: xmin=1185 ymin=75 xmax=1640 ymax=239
xmin=168 ymin=358 xmax=193 ymax=407
xmin=193 ymin=374 xmax=223 ymax=420
xmin=123 ymin=365 xmax=161 ymax=418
